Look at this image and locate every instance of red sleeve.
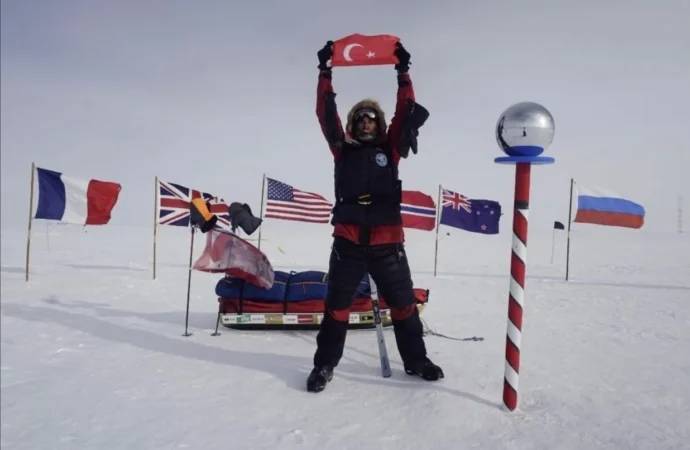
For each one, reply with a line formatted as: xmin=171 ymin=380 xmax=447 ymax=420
xmin=387 ymin=73 xmax=415 ymax=166
xmin=316 ymin=71 xmax=344 ymax=161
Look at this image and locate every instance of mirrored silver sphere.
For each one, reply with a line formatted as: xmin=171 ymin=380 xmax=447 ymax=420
xmin=495 ymin=102 xmax=555 ymax=157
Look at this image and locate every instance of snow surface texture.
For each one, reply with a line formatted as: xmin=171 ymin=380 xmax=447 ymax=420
xmin=2 ymin=222 xmax=690 ymax=450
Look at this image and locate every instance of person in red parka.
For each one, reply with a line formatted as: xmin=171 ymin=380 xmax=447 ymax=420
xmin=307 ymin=40 xmax=443 ymax=393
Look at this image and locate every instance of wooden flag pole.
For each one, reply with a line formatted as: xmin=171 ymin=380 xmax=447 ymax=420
xmin=25 ymin=162 xmax=36 ymax=282
xmin=433 ymin=183 xmax=442 ymax=277
xmin=153 ymin=175 xmax=159 ymax=280
xmin=257 ymin=173 xmax=266 ymax=250
xmin=565 ymin=178 xmax=574 ymax=281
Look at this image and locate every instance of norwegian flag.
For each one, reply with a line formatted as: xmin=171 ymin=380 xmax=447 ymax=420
xmin=401 ymin=190 xmax=436 ymax=231
xmin=157 ymin=179 xmax=230 ymax=228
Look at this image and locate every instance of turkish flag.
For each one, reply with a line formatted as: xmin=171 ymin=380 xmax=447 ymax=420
xmin=331 ymin=33 xmax=400 ymax=67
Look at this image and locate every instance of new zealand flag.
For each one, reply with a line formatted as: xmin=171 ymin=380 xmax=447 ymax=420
xmin=439 ymin=188 xmax=501 ymax=234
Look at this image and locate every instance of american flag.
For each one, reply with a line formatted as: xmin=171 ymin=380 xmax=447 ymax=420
xmin=264 ymin=177 xmax=333 ymax=224
xmin=157 ymin=180 xmax=230 ymax=228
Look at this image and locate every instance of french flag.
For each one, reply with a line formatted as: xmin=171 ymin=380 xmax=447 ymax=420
xmin=34 ymin=167 xmax=122 ymax=225
xmin=573 ymin=184 xmax=645 ymax=229
xmin=401 ymin=190 xmax=436 ymax=231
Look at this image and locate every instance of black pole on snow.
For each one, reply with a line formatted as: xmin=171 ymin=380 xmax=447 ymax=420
xmin=211 ymin=308 xmax=221 ymax=336
xmin=182 ymin=226 xmax=196 ymax=337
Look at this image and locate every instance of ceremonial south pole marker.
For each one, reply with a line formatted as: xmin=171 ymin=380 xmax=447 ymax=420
xmin=494 ymin=102 xmax=556 ymax=411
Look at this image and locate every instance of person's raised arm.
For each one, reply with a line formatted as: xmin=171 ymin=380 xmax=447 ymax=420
xmin=386 ymin=42 xmax=414 ymax=162
xmin=315 ymin=41 xmax=345 ymax=158
xmin=387 ymin=42 xmax=429 ymax=161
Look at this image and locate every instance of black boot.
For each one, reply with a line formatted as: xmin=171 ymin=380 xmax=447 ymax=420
xmin=404 ymin=357 xmax=444 ymax=381
xmin=306 ymin=365 xmax=334 ymax=392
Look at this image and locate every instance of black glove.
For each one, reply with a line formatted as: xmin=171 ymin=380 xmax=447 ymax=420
xmin=398 ymin=99 xmax=429 ymax=158
xmin=394 ymin=42 xmax=411 ymax=73
xmin=317 ymin=41 xmax=334 ymax=71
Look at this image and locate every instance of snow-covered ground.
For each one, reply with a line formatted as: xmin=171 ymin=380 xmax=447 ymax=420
xmin=2 ymin=222 xmax=689 ymax=449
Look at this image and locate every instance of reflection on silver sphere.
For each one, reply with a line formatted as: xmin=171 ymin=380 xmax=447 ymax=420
xmin=495 ymin=102 xmax=555 ymax=156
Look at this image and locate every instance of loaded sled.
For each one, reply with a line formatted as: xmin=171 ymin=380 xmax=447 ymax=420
xmin=214 ymin=269 xmax=429 ymax=330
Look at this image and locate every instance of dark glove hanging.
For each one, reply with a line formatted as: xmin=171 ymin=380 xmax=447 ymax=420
xmin=394 ymin=42 xmax=411 ymax=73
xmin=398 ymin=99 xmax=430 ymax=158
xmin=317 ymin=41 xmax=334 ymax=71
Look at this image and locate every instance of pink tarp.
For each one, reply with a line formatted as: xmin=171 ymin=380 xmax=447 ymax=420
xmin=192 ymin=228 xmax=274 ymax=289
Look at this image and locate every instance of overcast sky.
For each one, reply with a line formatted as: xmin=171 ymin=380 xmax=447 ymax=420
xmin=2 ymin=0 xmax=689 ymax=233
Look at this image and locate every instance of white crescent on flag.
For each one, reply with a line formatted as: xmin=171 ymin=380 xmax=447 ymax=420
xmin=343 ymin=43 xmax=363 ymax=61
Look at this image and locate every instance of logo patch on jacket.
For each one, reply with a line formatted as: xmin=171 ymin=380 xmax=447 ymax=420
xmin=375 ymin=152 xmax=388 ymax=167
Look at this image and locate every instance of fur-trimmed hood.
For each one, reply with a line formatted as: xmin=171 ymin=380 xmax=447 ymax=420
xmin=345 ymin=98 xmax=387 ymax=141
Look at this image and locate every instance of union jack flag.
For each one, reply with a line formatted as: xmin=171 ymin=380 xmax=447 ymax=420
xmin=442 ymin=188 xmax=472 ymax=213
xmin=157 ymin=180 xmax=230 ymax=228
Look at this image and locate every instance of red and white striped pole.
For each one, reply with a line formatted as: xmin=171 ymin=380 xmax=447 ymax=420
xmin=503 ymin=162 xmax=531 ymax=411
xmin=494 ymin=102 xmax=555 ymax=412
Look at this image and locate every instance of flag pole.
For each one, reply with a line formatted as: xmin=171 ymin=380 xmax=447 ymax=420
xmin=433 ymin=184 xmax=442 ymax=277
xmin=25 ymin=162 xmax=36 ymax=282
xmin=153 ymin=175 xmax=159 ymax=280
xmin=565 ymin=178 xmax=574 ymax=281
xmin=257 ymin=173 xmax=266 ymax=250
xmin=678 ymin=195 xmax=683 ymax=234
xmin=551 ymin=224 xmax=556 ymax=264
xmin=182 ymin=226 xmax=195 ymax=337
xmin=550 ymin=226 xmax=556 ymax=265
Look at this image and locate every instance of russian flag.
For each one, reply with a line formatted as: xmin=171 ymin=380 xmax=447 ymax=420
xmin=573 ymin=184 xmax=645 ymax=229
xmin=34 ymin=167 xmax=122 ymax=225
xmin=401 ymin=190 xmax=436 ymax=231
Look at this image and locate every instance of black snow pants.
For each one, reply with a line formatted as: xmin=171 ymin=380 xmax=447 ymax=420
xmin=313 ymin=236 xmax=427 ymax=369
